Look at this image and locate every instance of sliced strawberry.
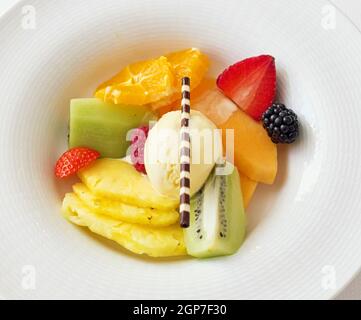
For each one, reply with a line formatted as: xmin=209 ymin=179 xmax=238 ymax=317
xmin=217 ymin=55 xmax=276 ymax=121
xmin=55 ymin=147 xmax=100 ymax=178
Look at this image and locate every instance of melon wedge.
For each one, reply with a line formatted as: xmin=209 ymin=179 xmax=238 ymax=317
xmin=220 ymin=109 xmax=277 ymax=184
xmin=239 ymin=174 xmax=258 ymax=208
xmin=192 ymin=86 xmax=277 ymax=184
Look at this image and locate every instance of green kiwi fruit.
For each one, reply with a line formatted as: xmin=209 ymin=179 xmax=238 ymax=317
xmin=184 ymin=164 xmax=246 ymax=258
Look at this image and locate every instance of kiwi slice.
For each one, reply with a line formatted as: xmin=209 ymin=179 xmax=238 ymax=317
xmin=69 ymin=98 xmax=156 ymax=158
xmin=184 ymin=164 xmax=246 ymax=258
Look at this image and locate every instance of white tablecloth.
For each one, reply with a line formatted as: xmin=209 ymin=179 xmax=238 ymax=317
xmin=0 ymin=0 xmax=360 ymax=300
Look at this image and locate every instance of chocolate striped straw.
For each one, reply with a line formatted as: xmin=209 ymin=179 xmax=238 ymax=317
xmin=179 ymin=77 xmax=191 ymax=228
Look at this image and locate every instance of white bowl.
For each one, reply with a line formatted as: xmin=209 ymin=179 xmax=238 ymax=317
xmin=1 ymin=0 xmax=361 ymax=299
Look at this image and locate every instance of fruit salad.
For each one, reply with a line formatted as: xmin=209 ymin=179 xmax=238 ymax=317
xmin=55 ymin=48 xmax=300 ymax=258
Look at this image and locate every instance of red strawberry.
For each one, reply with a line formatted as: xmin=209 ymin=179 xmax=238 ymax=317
xmin=217 ymin=55 xmax=276 ymax=121
xmin=55 ymin=147 xmax=100 ymax=178
xmin=130 ymin=126 xmax=149 ymax=174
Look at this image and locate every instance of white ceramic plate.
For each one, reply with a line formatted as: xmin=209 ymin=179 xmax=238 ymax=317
xmin=1 ymin=0 xmax=361 ymax=300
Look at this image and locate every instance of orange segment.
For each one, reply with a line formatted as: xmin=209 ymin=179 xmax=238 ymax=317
xmin=151 ymin=48 xmax=209 ymax=109
xmin=167 ymin=48 xmax=209 ymax=90
xmin=95 ymin=56 xmax=174 ymax=105
xmin=155 ymin=103 xmax=177 ymax=118
xmin=95 ymin=48 xmax=209 ymax=108
xmin=157 ymin=78 xmax=215 ymax=117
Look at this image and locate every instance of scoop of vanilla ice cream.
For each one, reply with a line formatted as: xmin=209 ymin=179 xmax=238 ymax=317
xmin=144 ymin=110 xmax=222 ymax=199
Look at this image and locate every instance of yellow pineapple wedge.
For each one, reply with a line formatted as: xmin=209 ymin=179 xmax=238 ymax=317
xmin=73 ymin=183 xmax=179 ymax=227
xmin=62 ymin=193 xmax=186 ymax=257
xmin=78 ymin=159 xmax=179 ymax=210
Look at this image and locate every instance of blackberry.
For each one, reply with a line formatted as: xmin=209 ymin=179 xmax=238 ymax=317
xmin=262 ymin=103 xmax=299 ymax=144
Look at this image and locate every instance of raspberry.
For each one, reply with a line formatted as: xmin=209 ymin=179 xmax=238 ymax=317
xmin=130 ymin=126 xmax=149 ymax=174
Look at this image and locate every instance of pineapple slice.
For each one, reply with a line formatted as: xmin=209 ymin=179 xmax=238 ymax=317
xmin=73 ymin=183 xmax=179 ymax=227
xmin=62 ymin=193 xmax=186 ymax=257
xmin=78 ymin=159 xmax=179 ymax=210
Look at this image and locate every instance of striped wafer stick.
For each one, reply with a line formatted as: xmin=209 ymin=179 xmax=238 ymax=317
xmin=179 ymin=77 xmax=191 ymax=228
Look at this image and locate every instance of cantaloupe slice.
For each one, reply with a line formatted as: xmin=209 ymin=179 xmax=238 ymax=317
xmin=220 ymin=110 xmax=277 ymax=184
xmin=192 ymin=82 xmax=277 ymax=184
xmin=239 ymin=174 xmax=257 ymax=208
